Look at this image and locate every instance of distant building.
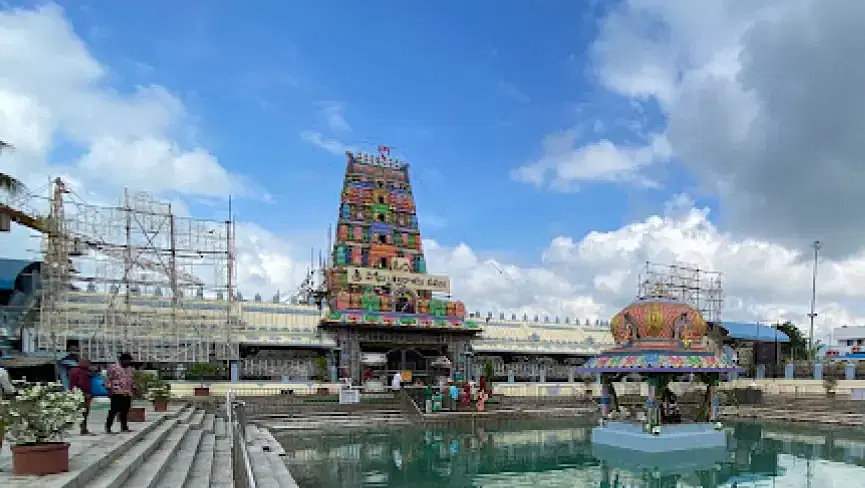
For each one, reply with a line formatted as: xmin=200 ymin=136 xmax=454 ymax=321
xmin=822 ymin=326 xmax=865 ymax=361
xmin=708 ymin=321 xmax=790 ymax=376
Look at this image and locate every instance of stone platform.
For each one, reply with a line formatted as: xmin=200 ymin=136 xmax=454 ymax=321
xmin=592 ymin=442 xmax=728 ymax=475
xmin=591 ymin=421 xmax=726 ymax=453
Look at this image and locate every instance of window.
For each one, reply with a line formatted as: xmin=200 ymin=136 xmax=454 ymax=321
xmin=379 ymin=257 xmax=388 ymax=268
xmin=378 ymin=196 xmax=386 ymax=204
xmin=378 ymin=234 xmax=387 ymax=244
xmin=376 ymin=214 xmax=385 ymax=222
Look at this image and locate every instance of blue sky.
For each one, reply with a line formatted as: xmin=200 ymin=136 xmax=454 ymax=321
xmin=6 ymin=0 xmax=865 ymax=336
xmin=23 ymin=0 xmax=711 ymax=263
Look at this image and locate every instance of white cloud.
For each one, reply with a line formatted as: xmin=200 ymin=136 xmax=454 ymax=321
xmin=590 ymin=0 xmax=865 ymax=257
xmin=0 ymin=4 xmax=246 ymax=198
xmin=0 ymin=4 xmax=271 ymax=295
xmin=511 ymin=129 xmax=670 ymax=191
xmin=316 ymin=101 xmax=351 ymax=132
xmin=424 ymin=196 xmax=861 ymax=342
xmin=299 ymin=131 xmax=353 ymax=156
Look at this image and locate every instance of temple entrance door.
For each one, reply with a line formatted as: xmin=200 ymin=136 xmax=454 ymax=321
xmin=386 ymin=348 xmax=429 ymax=383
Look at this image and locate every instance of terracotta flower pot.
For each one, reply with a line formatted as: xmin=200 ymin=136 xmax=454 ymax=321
xmin=128 ymin=406 xmax=147 ymax=422
xmin=193 ymin=387 xmax=210 ymax=397
xmin=153 ymin=399 xmax=169 ymax=412
xmin=12 ymin=442 xmax=70 ymax=475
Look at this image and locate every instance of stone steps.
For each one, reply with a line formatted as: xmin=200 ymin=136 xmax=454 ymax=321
xmin=264 ymin=413 xmax=411 ymax=431
xmin=245 ymin=425 xmax=299 ymax=488
xmin=2 ymin=404 xmax=295 ymax=488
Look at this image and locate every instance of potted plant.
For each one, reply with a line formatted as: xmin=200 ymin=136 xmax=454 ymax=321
xmin=189 ymin=363 xmax=220 ymax=396
xmin=147 ymin=379 xmax=171 ymax=412
xmin=129 ymin=370 xmax=157 ymax=422
xmin=823 ymin=376 xmax=838 ymax=398
xmin=0 ymin=382 xmax=84 ymax=475
xmin=483 ymin=360 xmax=495 ymax=393
xmin=313 ymin=357 xmax=329 ymax=395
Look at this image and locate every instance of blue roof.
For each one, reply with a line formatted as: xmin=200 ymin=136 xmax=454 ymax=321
xmin=719 ymin=321 xmax=790 ymax=343
xmin=0 ymin=259 xmax=38 ymax=290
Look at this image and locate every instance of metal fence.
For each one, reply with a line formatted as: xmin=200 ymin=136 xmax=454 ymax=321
xmin=227 ymin=389 xmax=257 ymax=488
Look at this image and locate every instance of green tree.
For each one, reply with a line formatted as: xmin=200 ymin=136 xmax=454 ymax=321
xmin=774 ymin=321 xmax=825 ymax=360
xmin=774 ymin=321 xmax=808 ymax=361
xmin=0 ymin=140 xmax=23 ymax=196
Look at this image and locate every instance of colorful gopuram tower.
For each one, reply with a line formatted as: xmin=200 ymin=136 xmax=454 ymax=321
xmin=320 ymin=148 xmax=480 ymax=383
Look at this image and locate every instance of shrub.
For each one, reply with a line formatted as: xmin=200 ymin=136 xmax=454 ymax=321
xmin=0 ymin=382 xmax=85 ymax=445
xmin=188 ymin=363 xmax=222 ymax=386
xmin=146 ymin=378 xmax=171 ymax=402
xmin=133 ymin=370 xmax=157 ymax=400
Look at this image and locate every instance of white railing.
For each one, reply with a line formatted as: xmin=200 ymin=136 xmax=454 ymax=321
xmin=227 ymin=389 xmax=257 ymax=488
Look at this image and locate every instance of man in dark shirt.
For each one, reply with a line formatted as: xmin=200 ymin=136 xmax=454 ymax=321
xmin=68 ymin=358 xmax=94 ymax=435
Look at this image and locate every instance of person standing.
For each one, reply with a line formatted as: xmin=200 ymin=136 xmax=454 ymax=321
xmin=69 ymin=358 xmax=94 ymax=435
xmin=0 ymin=352 xmax=16 ymax=456
xmin=106 ymin=353 xmax=134 ymax=434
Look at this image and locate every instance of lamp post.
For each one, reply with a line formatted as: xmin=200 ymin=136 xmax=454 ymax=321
xmin=808 ymin=240 xmax=822 ymax=356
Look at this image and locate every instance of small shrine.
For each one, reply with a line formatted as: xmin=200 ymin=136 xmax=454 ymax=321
xmin=576 ymin=294 xmax=743 ymax=459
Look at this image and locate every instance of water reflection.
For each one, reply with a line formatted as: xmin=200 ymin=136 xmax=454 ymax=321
xmin=274 ymin=420 xmax=865 ymax=487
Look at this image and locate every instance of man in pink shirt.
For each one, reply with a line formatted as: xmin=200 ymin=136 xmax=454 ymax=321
xmin=106 ymin=353 xmax=134 ymax=433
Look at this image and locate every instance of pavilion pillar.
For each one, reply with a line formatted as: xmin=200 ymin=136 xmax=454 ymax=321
xmin=646 ymin=378 xmax=658 ymax=426
xmin=709 ymin=382 xmax=720 ymax=422
xmin=600 ymin=382 xmax=611 ymax=418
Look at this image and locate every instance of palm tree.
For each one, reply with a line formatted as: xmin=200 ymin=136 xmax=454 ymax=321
xmin=0 ymin=140 xmax=23 ymax=196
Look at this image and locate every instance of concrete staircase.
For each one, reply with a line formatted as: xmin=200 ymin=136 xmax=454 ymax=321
xmin=244 ymin=425 xmax=299 ymax=488
xmin=0 ymin=406 xmax=235 ymax=488
xmin=258 ymin=408 xmax=412 ymax=431
xmin=78 ymin=406 xmax=226 ymax=488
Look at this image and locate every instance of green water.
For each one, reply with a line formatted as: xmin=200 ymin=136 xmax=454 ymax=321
xmin=275 ymin=419 xmax=865 ymax=487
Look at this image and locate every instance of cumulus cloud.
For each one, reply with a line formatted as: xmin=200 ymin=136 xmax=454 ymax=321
xmin=0 ymin=4 xmax=281 ymax=294
xmin=316 ymin=101 xmax=351 ymax=132
xmin=591 ymin=0 xmax=865 ymax=257
xmin=299 ymin=131 xmax=354 ymax=156
xmin=0 ymin=4 xmax=248 ymax=198
xmin=426 ymin=196 xmax=862 ymax=342
xmin=511 ymin=129 xmax=671 ymax=191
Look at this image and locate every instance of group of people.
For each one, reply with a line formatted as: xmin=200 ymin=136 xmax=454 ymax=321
xmin=67 ymin=352 xmax=136 ymax=435
xmin=424 ymin=376 xmax=491 ymax=412
xmin=0 ymin=350 xmax=137 ymax=458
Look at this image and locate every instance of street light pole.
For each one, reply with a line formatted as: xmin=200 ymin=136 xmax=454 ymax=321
xmin=808 ymin=240 xmax=822 ymax=355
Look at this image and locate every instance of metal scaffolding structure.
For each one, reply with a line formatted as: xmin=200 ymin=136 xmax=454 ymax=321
xmin=38 ymin=180 xmax=239 ymax=362
xmin=636 ymin=261 xmax=724 ymax=323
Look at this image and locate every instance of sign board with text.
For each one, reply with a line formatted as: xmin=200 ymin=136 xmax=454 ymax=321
xmin=345 ymin=266 xmax=450 ymax=293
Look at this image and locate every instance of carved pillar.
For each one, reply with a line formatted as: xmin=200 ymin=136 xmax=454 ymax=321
xmin=600 ymin=382 xmax=611 ymax=418
xmin=337 ymin=328 xmax=351 ymax=380
xmin=710 ymin=385 xmax=721 ymax=422
xmin=348 ymin=329 xmax=361 ymax=384
xmin=646 ymin=377 xmax=658 ymax=426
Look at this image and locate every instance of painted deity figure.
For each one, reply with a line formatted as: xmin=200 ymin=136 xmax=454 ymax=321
xmin=673 ymin=313 xmax=688 ymax=340
xmin=623 ymin=313 xmax=638 ymax=341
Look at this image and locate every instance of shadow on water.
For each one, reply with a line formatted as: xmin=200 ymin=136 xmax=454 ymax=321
xmin=272 ymin=418 xmax=865 ymax=488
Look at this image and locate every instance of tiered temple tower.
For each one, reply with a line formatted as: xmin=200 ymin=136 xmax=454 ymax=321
xmin=320 ymin=149 xmax=479 ymax=383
